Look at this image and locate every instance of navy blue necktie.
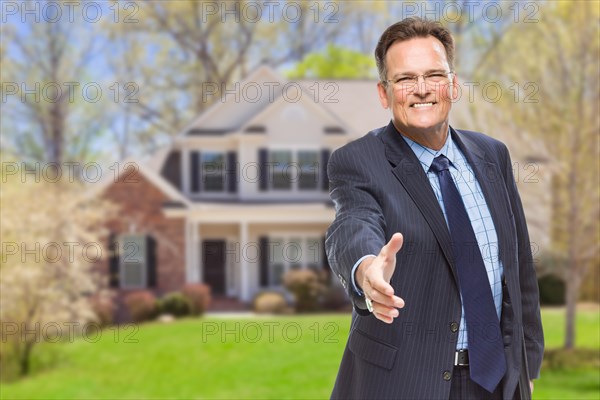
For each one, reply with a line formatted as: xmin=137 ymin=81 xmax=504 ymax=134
xmin=429 ymin=155 xmax=506 ymax=393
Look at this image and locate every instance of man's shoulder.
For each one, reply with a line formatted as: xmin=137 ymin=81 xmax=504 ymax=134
xmin=454 ymin=128 xmax=509 ymax=153
xmin=332 ymin=126 xmax=387 ymax=157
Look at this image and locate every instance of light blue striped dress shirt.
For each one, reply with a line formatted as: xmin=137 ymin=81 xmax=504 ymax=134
xmin=351 ymin=130 xmax=504 ymax=350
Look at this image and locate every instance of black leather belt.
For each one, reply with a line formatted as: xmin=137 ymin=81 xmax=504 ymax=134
xmin=454 ymin=349 xmax=469 ymax=367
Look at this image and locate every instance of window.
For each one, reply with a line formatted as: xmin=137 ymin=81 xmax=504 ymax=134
xmin=270 ymin=150 xmax=292 ymax=190
xmin=268 ymin=236 xmax=322 ymax=286
xmin=120 ymin=234 xmax=147 ymax=289
xmin=190 ymin=151 xmax=235 ymax=194
xmin=266 ymin=150 xmax=320 ymax=191
xmin=305 ymin=237 xmax=322 ymax=270
xmin=298 ymin=151 xmax=319 ymax=190
xmin=201 ymin=152 xmax=225 ymax=192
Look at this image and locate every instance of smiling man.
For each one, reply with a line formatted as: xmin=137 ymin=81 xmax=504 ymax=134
xmin=325 ymin=18 xmax=544 ymax=400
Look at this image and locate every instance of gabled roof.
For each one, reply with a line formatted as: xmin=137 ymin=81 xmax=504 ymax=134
xmin=90 ymin=157 xmax=191 ymax=208
xmin=298 ymin=80 xmax=390 ymax=138
xmin=155 ymin=66 xmax=549 ymax=174
xmin=240 ymin=79 xmax=359 ymax=137
xmin=176 ymin=65 xmax=286 ymax=136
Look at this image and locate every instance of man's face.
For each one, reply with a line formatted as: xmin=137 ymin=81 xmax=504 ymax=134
xmin=377 ymin=36 xmax=458 ymax=145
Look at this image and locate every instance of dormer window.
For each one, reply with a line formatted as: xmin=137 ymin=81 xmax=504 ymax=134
xmin=324 ymin=126 xmax=345 ymax=134
xmin=244 ymin=125 xmax=266 ymax=133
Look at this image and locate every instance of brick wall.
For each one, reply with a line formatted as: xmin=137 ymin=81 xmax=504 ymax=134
xmin=98 ymin=172 xmax=186 ymax=297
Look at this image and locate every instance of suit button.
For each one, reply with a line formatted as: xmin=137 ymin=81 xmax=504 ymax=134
xmin=443 ymin=371 xmax=452 ymax=381
xmin=450 ymin=322 xmax=459 ymax=333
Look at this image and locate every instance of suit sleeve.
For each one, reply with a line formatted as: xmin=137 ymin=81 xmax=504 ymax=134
xmin=500 ymin=144 xmax=545 ymax=379
xmin=325 ymin=146 xmax=387 ymax=315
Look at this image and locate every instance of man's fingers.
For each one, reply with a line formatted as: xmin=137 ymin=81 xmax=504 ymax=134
xmin=365 ymin=232 xmax=406 ymax=323
xmin=372 ymin=302 xmax=399 ymax=318
xmin=369 ymin=289 xmax=405 ymax=309
xmin=373 ymin=312 xmax=394 ymax=324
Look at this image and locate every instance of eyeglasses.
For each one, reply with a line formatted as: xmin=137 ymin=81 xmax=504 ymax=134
xmin=385 ymin=71 xmax=455 ymax=91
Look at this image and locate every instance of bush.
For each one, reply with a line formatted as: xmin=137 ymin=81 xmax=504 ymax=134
xmin=543 ymin=348 xmax=600 ymax=369
xmin=536 ymin=251 xmax=568 ymax=276
xmin=157 ymin=292 xmax=192 ymax=317
xmin=89 ymin=294 xmax=115 ymax=327
xmin=538 ymin=274 xmax=566 ymax=305
xmin=124 ymin=291 xmax=157 ymax=323
xmin=283 ymin=268 xmax=328 ymax=312
xmin=182 ymin=284 xmax=211 ymax=316
xmin=321 ymin=286 xmax=350 ymax=311
xmin=253 ymin=291 xmax=290 ymax=314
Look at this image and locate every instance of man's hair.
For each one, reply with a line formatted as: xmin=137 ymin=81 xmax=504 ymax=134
xmin=375 ymin=17 xmax=455 ymax=85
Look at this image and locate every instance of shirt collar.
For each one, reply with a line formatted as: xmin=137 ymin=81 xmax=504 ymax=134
xmin=400 ymin=128 xmax=457 ymax=172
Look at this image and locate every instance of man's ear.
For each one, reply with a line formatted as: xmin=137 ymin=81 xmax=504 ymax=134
xmin=377 ymin=82 xmax=390 ymax=109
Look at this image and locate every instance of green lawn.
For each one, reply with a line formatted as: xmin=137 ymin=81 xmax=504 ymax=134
xmin=1 ymin=309 xmax=598 ymax=399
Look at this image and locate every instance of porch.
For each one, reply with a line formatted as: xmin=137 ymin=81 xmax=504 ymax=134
xmin=173 ymin=203 xmax=337 ymax=303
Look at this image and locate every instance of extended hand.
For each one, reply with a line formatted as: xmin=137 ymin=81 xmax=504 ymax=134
xmin=356 ymin=233 xmax=405 ymax=324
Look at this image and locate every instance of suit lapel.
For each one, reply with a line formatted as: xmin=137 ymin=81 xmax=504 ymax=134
xmin=381 ymin=123 xmax=514 ymax=287
xmin=380 ymin=122 xmax=458 ymax=284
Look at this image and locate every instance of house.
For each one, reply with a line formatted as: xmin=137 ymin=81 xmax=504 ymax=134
xmin=96 ymin=66 xmax=551 ymax=315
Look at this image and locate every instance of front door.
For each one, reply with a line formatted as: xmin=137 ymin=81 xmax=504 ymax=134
xmin=202 ymin=240 xmax=226 ymax=295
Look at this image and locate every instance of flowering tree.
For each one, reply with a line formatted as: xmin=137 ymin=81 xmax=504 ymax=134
xmin=0 ymin=167 xmax=114 ymax=376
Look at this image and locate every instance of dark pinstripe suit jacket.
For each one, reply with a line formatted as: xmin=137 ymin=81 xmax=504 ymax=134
xmin=325 ymin=122 xmax=544 ymax=400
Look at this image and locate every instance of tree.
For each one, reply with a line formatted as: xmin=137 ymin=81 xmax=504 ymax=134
xmin=0 ymin=168 xmax=115 ymax=376
xmin=475 ymin=1 xmax=600 ymax=349
xmin=99 ymin=0 xmax=384 ymax=154
xmin=1 ymin=1 xmax=110 ymax=165
xmin=286 ymin=44 xmax=377 ymax=79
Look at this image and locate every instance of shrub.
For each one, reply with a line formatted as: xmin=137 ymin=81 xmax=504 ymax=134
xmin=543 ymin=348 xmax=600 ymax=369
xmin=89 ymin=294 xmax=115 ymax=327
xmin=182 ymin=284 xmax=211 ymax=316
xmin=538 ymin=274 xmax=566 ymax=305
xmin=283 ymin=268 xmax=328 ymax=312
xmin=253 ymin=291 xmax=290 ymax=314
xmin=124 ymin=291 xmax=157 ymax=323
xmin=158 ymin=292 xmax=192 ymax=317
xmin=536 ymin=250 xmax=568 ymax=276
xmin=321 ymin=285 xmax=350 ymax=311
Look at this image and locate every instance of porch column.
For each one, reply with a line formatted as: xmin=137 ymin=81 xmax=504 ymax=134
xmin=193 ymin=220 xmax=201 ymax=283
xmin=240 ymin=221 xmax=249 ymax=302
xmin=185 ymin=219 xmax=193 ymax=283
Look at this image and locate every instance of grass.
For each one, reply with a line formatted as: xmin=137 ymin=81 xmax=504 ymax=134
xmin=1 ymin=315 xmax=349 ymax=399
xmin=0 ymin=308 xmax=598 ymax=399
xmin=540 ymin=306 xmax=599 ymax=349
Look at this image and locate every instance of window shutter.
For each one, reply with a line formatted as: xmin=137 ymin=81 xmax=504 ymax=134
xmin=258 ymin=148 xmax=268 ymax=191
xmin=321 ymin=149 xmax=330 ymax=191
xmin=259 ymin=236 xmax=269 ymax=287
xmin=191 ymin=151 xmax=201 ymax=192
xmin=146 ymin=235 xmax=157 ymax=288
xmin=227 ymin=151 xmax=238 ymax=193
xmin=108 ymin=233 xmax=119 ymax=288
